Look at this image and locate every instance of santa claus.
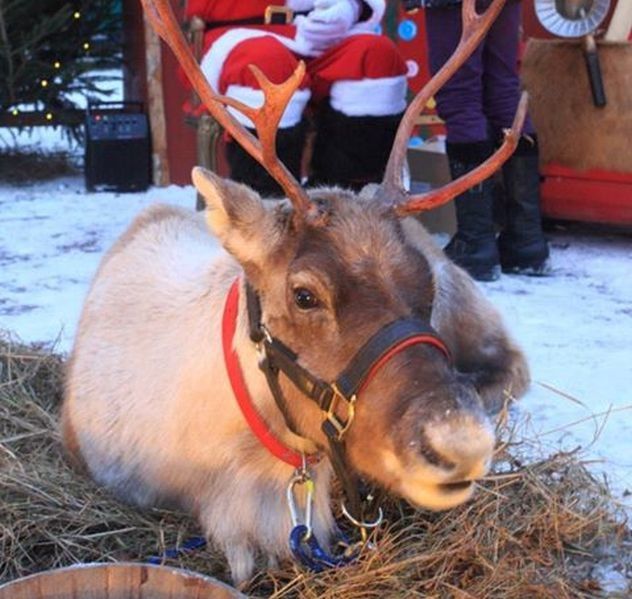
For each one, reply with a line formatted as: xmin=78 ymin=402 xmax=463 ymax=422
xmin=184 ymin=0 xmax=408 ymax=195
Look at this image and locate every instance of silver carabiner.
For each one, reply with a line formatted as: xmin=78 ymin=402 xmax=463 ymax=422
xmin=286 ymin=464 xmax=315 ymax=540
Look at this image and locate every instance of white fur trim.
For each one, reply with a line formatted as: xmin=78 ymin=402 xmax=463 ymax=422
xmin=224 ymin=85 xmax=311 ymax=129
xmin=200 ymin=29 xmax=272 ymax=92
xmin=286 ymin=0 xmax=315 ymax=10
xmin=330 ymin=76 xmax=407 ymax=116
xmin=200 ymin=27 xmax=324 ymax=91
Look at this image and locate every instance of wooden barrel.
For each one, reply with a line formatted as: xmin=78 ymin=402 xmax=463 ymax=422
xmin=0 ymin=563 xmax=243 ymax=599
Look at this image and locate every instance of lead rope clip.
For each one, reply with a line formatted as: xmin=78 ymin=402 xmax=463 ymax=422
xmin=287 ymin=457 xmax=314 ymax=541
xmin=286 ymin=456 xmax=358 ymax=572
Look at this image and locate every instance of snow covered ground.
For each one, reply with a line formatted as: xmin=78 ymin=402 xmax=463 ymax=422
xmin=0 ymin=128 xmax=631 ymax=512
xmin=0 ymin=174 xmax=198 ymax=347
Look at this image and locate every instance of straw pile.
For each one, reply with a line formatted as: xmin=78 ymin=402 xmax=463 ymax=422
xmin=0 ymin=149 xmax=78 ymax=184
xmin=1 ymin=333 xmax=630 ymax=598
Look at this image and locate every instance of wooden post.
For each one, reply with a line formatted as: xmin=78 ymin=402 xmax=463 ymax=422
xmin=143 ymin=14 xmax=170 ymax=187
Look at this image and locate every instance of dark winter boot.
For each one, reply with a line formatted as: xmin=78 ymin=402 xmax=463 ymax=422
xmin=226 ymin=121 xmax=306 ymax=197
xmin=497 ymin=135 xmax=551 ymax=275
xmin=309 ymin=104 xmax=402 ymax=191
xmin=444 ymin=141 xmax=500 ymax=282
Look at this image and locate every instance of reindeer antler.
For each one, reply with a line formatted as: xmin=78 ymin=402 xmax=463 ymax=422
xmin=140 ymin=0 xmax=316 ymax=219
xmin=376 ymin=0 xmax=528 ymax=214
xmin=396 ymin=92 xmax=528 ymax=216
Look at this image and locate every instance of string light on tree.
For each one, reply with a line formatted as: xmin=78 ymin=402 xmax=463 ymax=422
xmin=0 ymin=0 xmax=121 ymax=132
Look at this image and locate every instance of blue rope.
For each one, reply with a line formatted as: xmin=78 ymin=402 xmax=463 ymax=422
xmin=146 ymin=535 xmax=207 ymax=564
xmin=146 ymin=528 xmax=358 ymax=573
xmin=289 ymin=525 xmax=358 ymax=572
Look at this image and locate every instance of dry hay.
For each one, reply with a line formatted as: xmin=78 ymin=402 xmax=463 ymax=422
xmin=1 ymin=334 xmax=630 ymax=598
xmin=0 ymin=149 xmax=79 ymax=184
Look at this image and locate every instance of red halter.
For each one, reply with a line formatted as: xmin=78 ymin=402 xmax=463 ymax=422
xmin=222 ymin=279 xmax=317 ymax=469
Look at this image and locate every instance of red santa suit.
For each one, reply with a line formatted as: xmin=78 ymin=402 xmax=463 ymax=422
xmin=185 ymin=0 xmax=408 ymax=194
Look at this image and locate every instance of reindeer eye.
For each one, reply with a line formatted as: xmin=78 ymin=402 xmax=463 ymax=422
xmin=294 ymin=287 xmax=320 ymax=310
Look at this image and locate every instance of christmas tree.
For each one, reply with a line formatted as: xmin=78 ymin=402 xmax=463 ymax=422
xmin=0 ymin=0 xmax=122 ymax=128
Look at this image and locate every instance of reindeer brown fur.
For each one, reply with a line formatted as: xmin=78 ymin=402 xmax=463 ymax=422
xmin=62 ymin=0 xmax=531 ymax=583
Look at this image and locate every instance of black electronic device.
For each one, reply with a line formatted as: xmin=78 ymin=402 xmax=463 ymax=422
xmin=84 ymin=101 xmax=151 ymax=192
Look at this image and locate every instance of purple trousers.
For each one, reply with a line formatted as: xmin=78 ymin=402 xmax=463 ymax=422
xmin=424 ymin=0 xmax=535 ymax=144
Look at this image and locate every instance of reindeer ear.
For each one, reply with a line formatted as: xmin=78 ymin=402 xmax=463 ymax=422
xmin=192 ymin=167 xmax=260 ymax=236
xmin=191 ymin=167 xmax=281 ymax=267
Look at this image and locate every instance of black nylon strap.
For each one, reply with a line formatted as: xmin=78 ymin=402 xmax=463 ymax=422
xmin=247 ymin=283 xmax=264 ymax=343
xmin=259 ymin=354 xmax=305 ymax=438
xmin=334 ymin=318 xmax=448 ymax=399
xmin=264 ymin=338 xmax=333 ymax=407
xmin=203 ymin=11 xmax=310 ymax=30
xmin=323 ymin=425 xmax=383 ymax=523
xmin=246 ymin=283 xmax=334 ymax=426
xmin=324 ymin=431 xmax=363 ymax=518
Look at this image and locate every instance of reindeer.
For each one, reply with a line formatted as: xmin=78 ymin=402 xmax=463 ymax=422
xmin=61 ymin=0 xmax=530 ymax=583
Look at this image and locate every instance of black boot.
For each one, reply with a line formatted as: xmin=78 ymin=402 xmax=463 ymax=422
xmin=310 ymin=104 xmax=402 ymax=191
xmin=497 ymin=136 xmax=551 ymax=275
xmin=226 ymin=121 xmax=306 ymax=197
xmin=444 ymin=141 xmax=500 ymax=282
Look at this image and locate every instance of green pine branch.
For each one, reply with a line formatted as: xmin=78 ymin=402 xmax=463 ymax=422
xmin=0 ymin=0 xmax=122 ymax=131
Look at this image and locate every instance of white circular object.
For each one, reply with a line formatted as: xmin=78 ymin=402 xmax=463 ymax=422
xmin=534 ymin=0 xmax=611 ymax=38
xmin=406 ymin=59 xmax=420 ymax=79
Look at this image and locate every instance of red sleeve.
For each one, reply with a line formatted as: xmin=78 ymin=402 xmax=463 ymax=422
xmin=185 ymin=0 xmax=212 ymax=19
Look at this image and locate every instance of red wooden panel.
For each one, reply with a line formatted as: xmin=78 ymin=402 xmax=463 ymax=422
xmin=521 ymin=1 xmax=632 ymax=226
xmin=541 ymin=164 xmax=632 ymax=226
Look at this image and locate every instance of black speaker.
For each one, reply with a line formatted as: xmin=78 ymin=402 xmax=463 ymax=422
xmin=84 ymin=101 xmax=151 ymax=192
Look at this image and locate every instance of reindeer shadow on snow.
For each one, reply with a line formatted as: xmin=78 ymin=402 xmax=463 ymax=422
xmin=61 ymin=0 xmax=532 ymax=584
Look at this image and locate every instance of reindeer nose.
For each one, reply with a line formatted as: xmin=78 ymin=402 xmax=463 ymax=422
xmin=420 ymin=414 xmax=495 ymax=481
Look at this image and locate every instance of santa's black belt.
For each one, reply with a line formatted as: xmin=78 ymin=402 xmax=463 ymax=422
xmin=204 ymin=6 xmax=308 ymax=30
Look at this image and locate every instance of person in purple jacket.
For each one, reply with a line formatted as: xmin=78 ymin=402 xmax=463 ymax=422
xmin=422 ymin=0 xmax=550 ymax=281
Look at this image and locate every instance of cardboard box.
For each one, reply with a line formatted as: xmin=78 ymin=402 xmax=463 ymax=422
xmin=407 ymin=142 xmax=456 ymax=235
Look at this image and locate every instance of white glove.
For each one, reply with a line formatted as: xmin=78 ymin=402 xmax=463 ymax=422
xmin=294 ymin=0 xmax=361 ymax=54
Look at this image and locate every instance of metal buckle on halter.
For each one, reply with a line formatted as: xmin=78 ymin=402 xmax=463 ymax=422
xmin=264 ymin=5 xmax=294 ymax=25
xmin=255 ymin=324 xmax=273 ymax=357
xmin=324 ymin=384 xmax=357 ymax=440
